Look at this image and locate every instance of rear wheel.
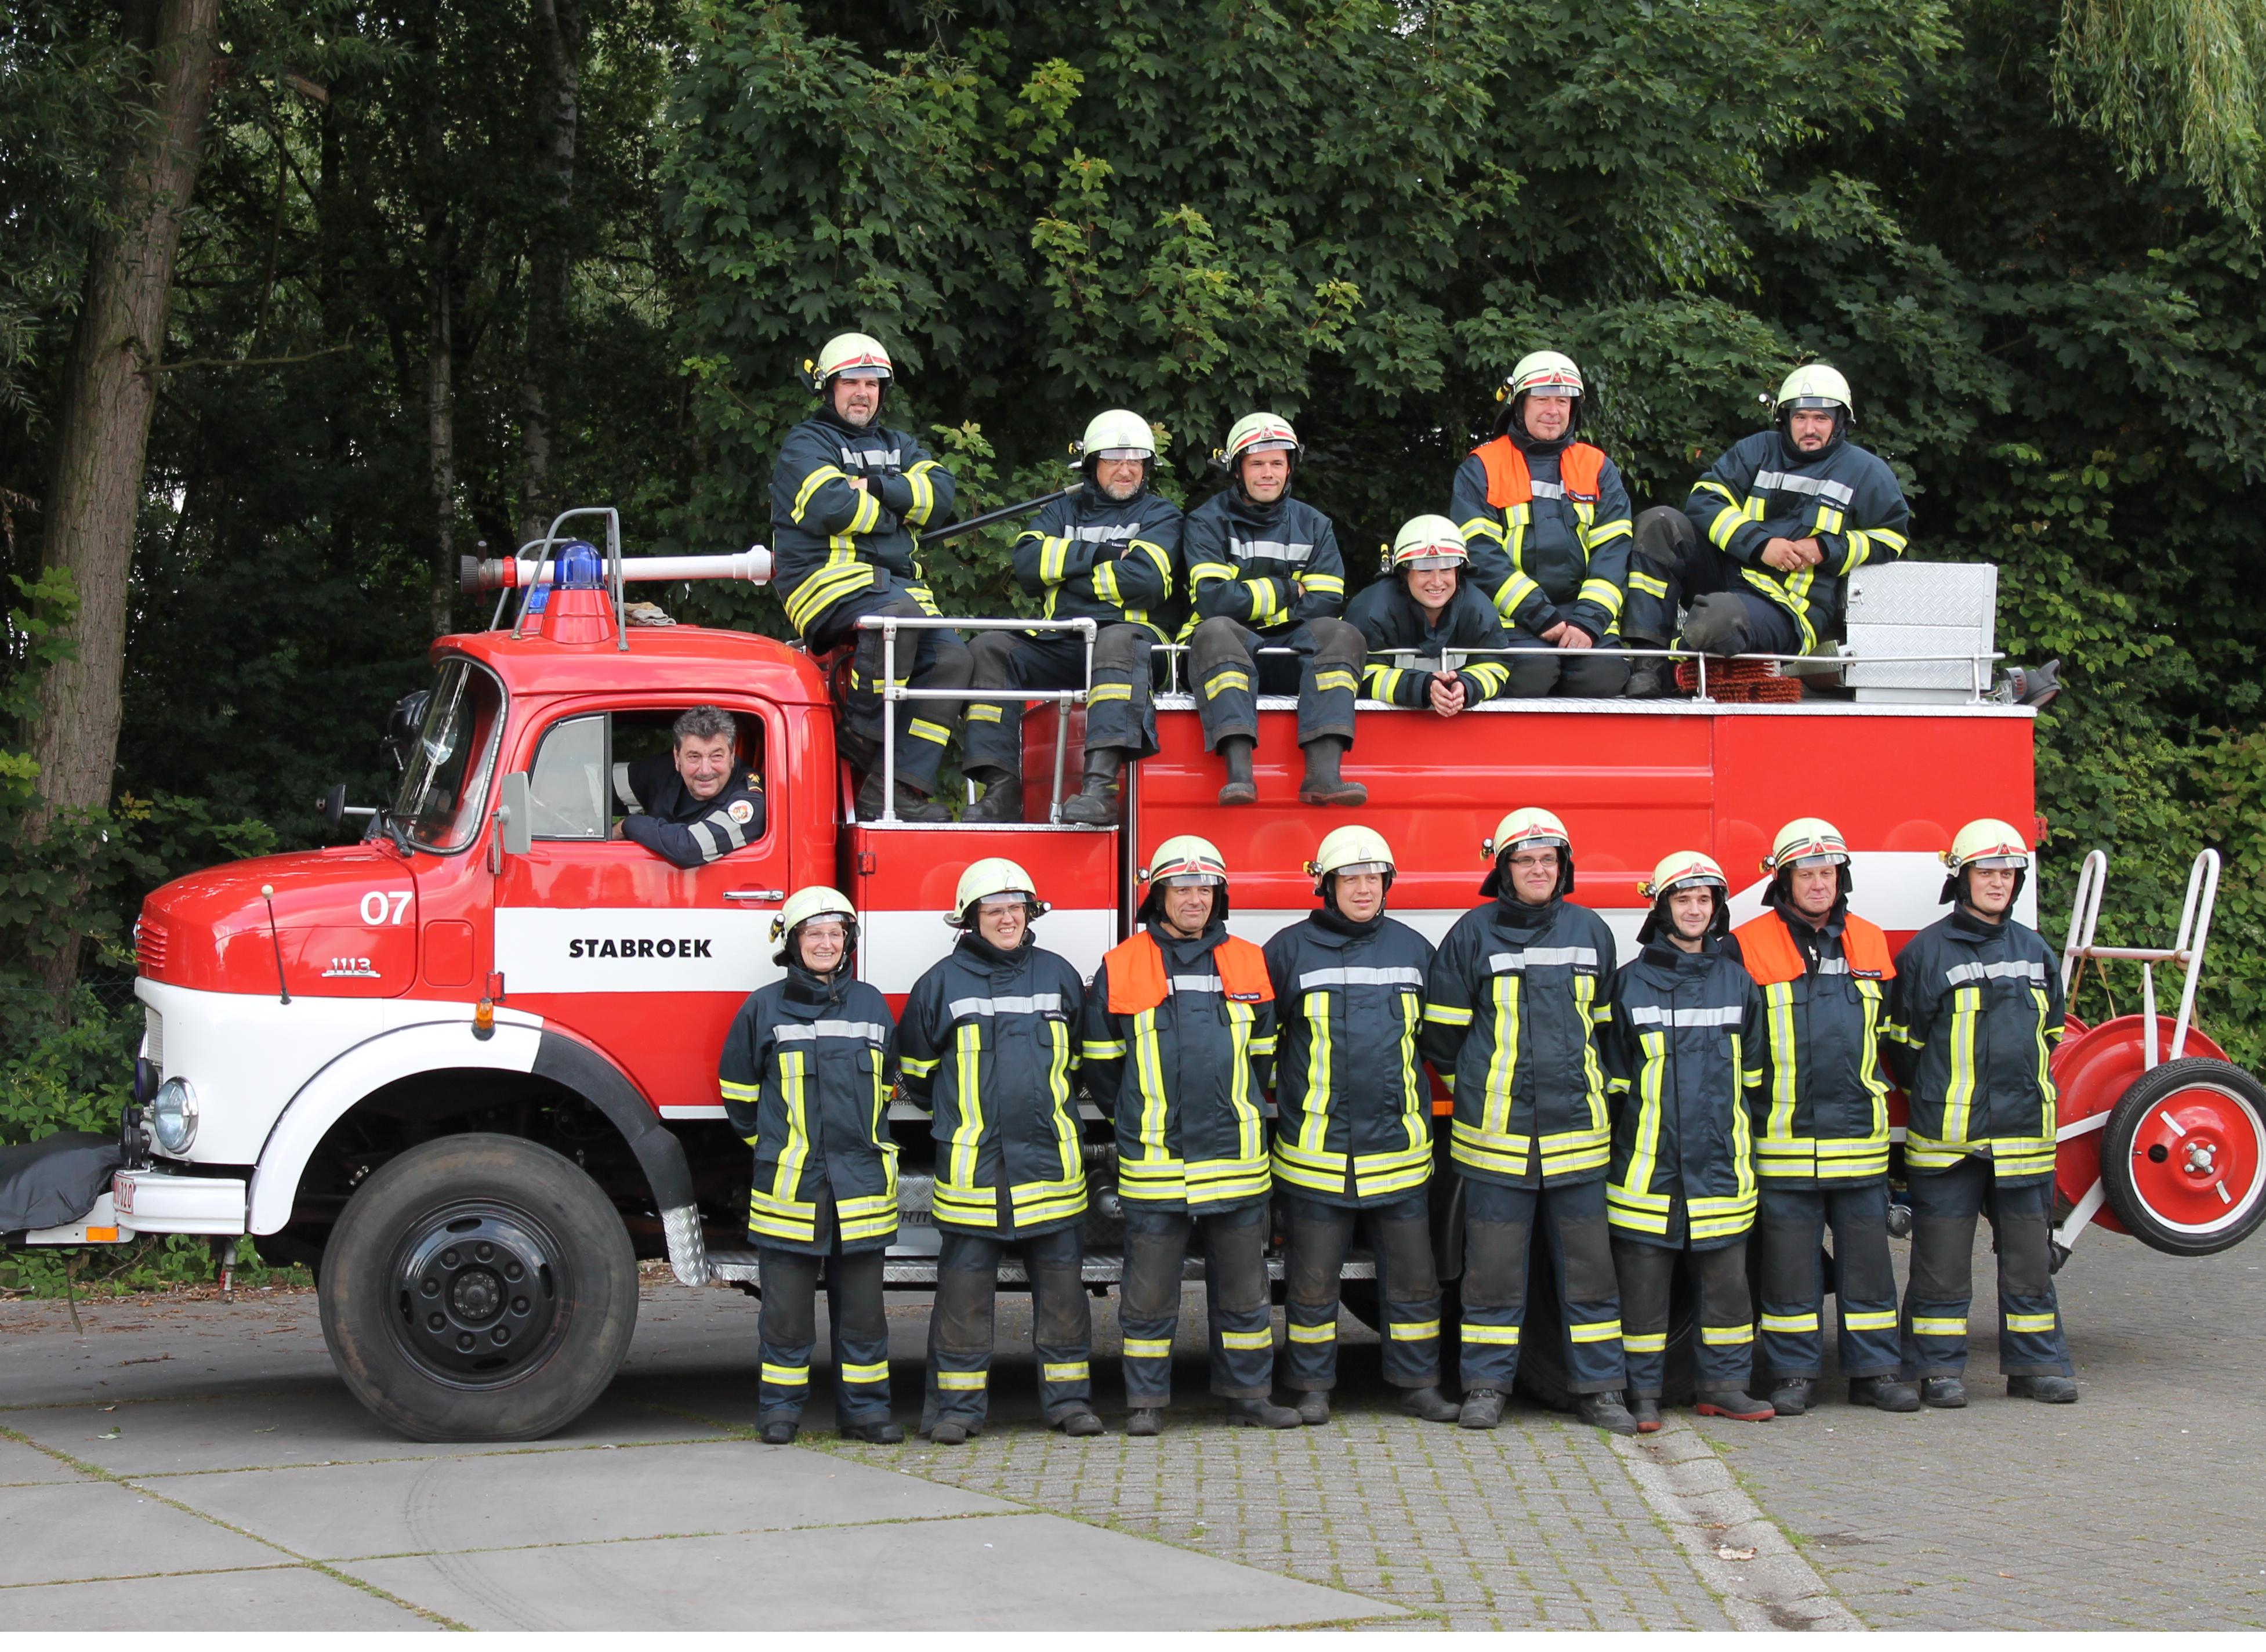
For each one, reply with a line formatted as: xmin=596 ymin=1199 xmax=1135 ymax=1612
xmin=319 ymin=1132 xmax=639 ymax=1441
xmin=2098 ymin=1059 xmax=2266 ymax=1256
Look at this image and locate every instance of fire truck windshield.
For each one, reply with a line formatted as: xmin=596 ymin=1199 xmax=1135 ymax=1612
xmin=392 ymin=659 xmax=505 ymax=852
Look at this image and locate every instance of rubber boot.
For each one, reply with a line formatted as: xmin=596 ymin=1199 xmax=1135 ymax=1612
xmin=1216 ymin=736 xmax=1257 ymax=807
xmin=1058 ymin=747 xmax=1123 ymax=826
xmin=1920 ymin=1376 xmax=1968 ymax=1410
xmin=1224 ymin=1397 xmax=1303 ymax=1429
xmin=1400 ymin=1385 xmax=1461 ymax=1423
xmin=1053 ymin=1405 xmax=1106 ymax=1436
xmin=2007 ymin=1374 xmax=2079 ymax=1404
xmin=1630 ymin=1395 xmax=1663 ymax=1434
xmin=1295 ymin=1391 xmax=1332 ymax=1426
xmin=1576 ymin=1392 xmax=1640 ymax=1436
xmin=1848 ymin=1376 xmax=1921 ymax=1412
xmin=1126 ymin=1408 xmax=1165 ymax=1437
xmin=1298 ymin=736 xmax=1366 ymax=806
xmin=929 ymin=1420 xmax=971 ymax=1444
xmin=760 ymin=1420 xmax=798 ymax=1446
xmin=857 ymin=770 xmax=948 ymax=824
xmin=1695 ymin=1390 xmax=1776 ymax=1422
xmin=1458 ymin=1387 xmax=1505 ymax=1430
xmin=1623 ymin=642 xmax=1671 ymax=700
xmin=1769 ymin=1376 xmax=1814 ymax=1417
xmin=963 ymin=771 xmax=1023 ymax=824
xmin=839 ymin=1420 xmax=903 ymax=1444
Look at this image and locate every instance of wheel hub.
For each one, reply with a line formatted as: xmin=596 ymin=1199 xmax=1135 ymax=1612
xmin=2127 ymin=1084 xmax=2265 ymax=1233
xmin=391 ymin=1207 xmax=564 ymax=1383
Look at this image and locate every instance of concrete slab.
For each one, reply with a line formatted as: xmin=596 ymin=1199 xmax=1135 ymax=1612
xmin=0 ymin=1566 xmax=441 ymax=1630
xmin=153 ymin=1438 xmax=1016 ymax=1560
xmin=0 ymin=1291 xmax=334 ymax=1408
xmin=0 ymin=1481 xmax=284 ymax=1587
xmin=339 ymin=1510 xmax=1401 ymax=1631
xmin=6 ymin=1385 xmax=731 ymax=1477
xmin=0 ymin=1436 xmax=88 ymax=1486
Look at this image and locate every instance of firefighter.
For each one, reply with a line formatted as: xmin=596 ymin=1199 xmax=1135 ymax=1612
xmin=1448 ymin=352 xmax=1636 ymax=698
xmin=1623 ymin=364 xmax=1910 ymax=697
xmin=1883 ymin=820 xmax=2080 ymax=1407
xmin=1181 ymin=412 xmax=1368 ymax=807
xmin=1421 ymin=809 xmax=1636 ymax=1435
xmin=1723 ymin=818 xmax=1917 ymax=1415
xmin=1603 ymin=852 xmax=1775 ymax=1430
xmin=1344 ymin=516 xmax=1517 ymax=715
xmin=1266 ymin=825 xmax=1460 ymax=1425
xmin=1081 ymin=836 xmax=1295 ymax=1432
xmin=964 ymin=410 xmax=1181 ymax=824
xmin=609 ymin=706 xmax=766 ymax=867
xmin=895 ymin=859 xmax=1104 ymax=1441
xmin=718 ymin=886 xmax=902 ymax=1446
xmin=768 ymin=332 xmax=967 ymax=822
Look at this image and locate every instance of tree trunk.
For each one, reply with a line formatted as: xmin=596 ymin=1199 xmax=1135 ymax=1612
xmin=26 ymin=0 xmax=221 ymax=990
xmin=418 ymin=52 xmax=456 ymax=638
xmin=518 ymin=0 xmax=586 ymax=549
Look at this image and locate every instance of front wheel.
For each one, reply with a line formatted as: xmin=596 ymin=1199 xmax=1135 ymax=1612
xmin=2098 ymin=1059 xmax=2266 ymax=1256
xmin=319 ymin=1132 xmax=639 ymax=1441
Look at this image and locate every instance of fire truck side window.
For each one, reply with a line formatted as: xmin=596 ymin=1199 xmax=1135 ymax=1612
xmin=394 ymin=658 xmax=506 ymax=853
xmin=527 ymin=714 xmax=608 ymax=839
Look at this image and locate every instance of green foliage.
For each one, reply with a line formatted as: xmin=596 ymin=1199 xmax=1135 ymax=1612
xmin=2054 ymin=0 xmax=2266 ymax=222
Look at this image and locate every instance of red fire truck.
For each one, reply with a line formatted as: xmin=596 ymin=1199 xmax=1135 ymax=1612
xmin=9 ymin=516 xmax=2262 ymax=1441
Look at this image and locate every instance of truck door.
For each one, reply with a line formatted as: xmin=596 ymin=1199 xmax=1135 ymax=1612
xmin=494 ymin=701 xmax=793 ymax=1118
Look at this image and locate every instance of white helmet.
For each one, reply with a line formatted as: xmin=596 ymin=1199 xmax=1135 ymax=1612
xmin=1763 ymin=816 xmax=1854 ymax=902
xmin=1775 ymin=363 xmax=1851 ymax=446
xmin=809 ymin=332 xmax=893 ymax=388
xmin=1481 ymin=807 xmax=1574 ymax=900
xmin=1939 ymin=818 xmax=2032 ymax=905
xmin=1496 ymin=350 xmax=1586 ymax=437
xmin=1223 ymin=412 xmax=1299 ymax=491
xmin=1387 ymin=515 xmax=1469 ymax=574
xmin=1308 ymin=824 xmax=1395 ymax=897
xmin=1636 ymin=850 xmax=1730 ymax=943
xmin=1139 ymin=834 xmax=1230 ymax=922
xmin=1079 ymin=408 xmax=1155 ymax=462
xmin=771 ymin=885 xmax=857 ymax=962
xmin=949 ymin=857 xmax=1047 ymax=927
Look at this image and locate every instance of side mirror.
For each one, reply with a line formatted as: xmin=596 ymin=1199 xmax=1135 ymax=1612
xmin=496 ymin=771 xmax=532 ymax=857
xmin=318 ymin=783 xmax=347 ymax=829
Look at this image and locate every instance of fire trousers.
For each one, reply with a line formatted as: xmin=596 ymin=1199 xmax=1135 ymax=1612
xmin=1611 ymin=1231 xmax=1754 ymax=1398
xmin=1756 ymin=1182 xmax=1902 ymax=1380
xmin=757 ymin=1241 xmax=890 ymax=1426
xmin=924 ymin=1223 xmax=1092 ymax=1431
xmin=808 ymin=588 xmax=970 ymax=795
xmin=1187 ymin=615 xmax=1364 ymax=751
xmin=1900 ymin=1158 xmax=2074 ymax=1380
xmin=964 ymin=624 xmax=1158 ymax=778
xmin=1458 ymin=1176 xmax=1626 ymax=1396
xmin=1622 ymin=506 xmax=1804 ymax=657
xmin=1279 ymin=1191 xmax=1442 ymax=1391
xmin=1119 ymin=1202 xmax=1274 ymax=1404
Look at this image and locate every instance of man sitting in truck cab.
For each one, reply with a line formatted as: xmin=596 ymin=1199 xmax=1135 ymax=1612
xmin=1621 ymin=364 xmax=1910 ymax=698
xmin=963 ymin=409 xmax=1181 ymax=825
xmin=1346 ymin=516 xmax=1517 ymax=716
xmin=769 ymin=331 xmax=968 ymax=824
xmin=1449 ymin=351 xmax=1636 ymax=699
xmin=610 ymin=705 xmax=765 ymax=868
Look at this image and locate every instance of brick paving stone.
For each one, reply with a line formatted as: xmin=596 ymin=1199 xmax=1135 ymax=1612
xmin=1694 ymin=1228 xmax=2266 ymax=1630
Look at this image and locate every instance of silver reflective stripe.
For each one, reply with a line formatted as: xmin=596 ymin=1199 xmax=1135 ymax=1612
xmin=1230 ymin=538 xmax=1314 ymax=565
xmin=1299 ymin=965 xmax=1426 ymax=990
xmin=1488 ymin=947 xmax=1598 ymax=972
xmin=716 ymin=809 xmax=748 ymax=849
xmin=842 ymin=447 xmax=904 ymax=468
xmin=1815 ymin=956 xmax=1850 ymax=976
xmin=774 ymin=1020 xmax=890 ymax=1044
xmin=948 ymin=992 xmax=1066 ymax=1018
xmin=688 ymin=822 xmax=722 ymax=862
xmin=612 ymin=762 xmax=643 ymax=813
xmin=1945 ymin=959 xmax=2045 ymax=987
xmin=1169 ymin=975 xmax=1223 ymax=994
xmin=1072 ymin=521 xmax=1144 ymax=543
xmin=1752 ymin=469 xmax=1857 ymax=507
xmin=1627 ymin=1003 xmax=1744 ymax=1028
xmin=1528 ymin=479 xmax=1565 ymax=501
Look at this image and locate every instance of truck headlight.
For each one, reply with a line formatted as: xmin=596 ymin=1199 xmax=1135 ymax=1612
xmin=150 ymin=1077 xmax=198 ymax=1155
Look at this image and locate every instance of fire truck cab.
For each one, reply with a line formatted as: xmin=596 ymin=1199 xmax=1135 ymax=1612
xmin=14 ymin=524 xmax=2263 ymax=1443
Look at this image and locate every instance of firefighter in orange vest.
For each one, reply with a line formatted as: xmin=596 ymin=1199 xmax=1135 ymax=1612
xmin=1080 ymin=836 xmax=1297 ymax=1433
xmin=1723 ymin=820 xmax=1919 ymax=1416
xmin=1449 ymin=352 xmax=1636 ymax=698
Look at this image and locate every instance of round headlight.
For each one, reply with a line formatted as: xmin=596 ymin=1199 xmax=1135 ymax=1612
xmin=151 ymin=1077 xmax=198 ymax=1155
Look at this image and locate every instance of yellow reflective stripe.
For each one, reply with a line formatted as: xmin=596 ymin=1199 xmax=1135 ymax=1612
xmin=936 ymin=1370 xmax=988 ymax=1390
xmin=1944 ymin=987 xmax=1981 ymax=1144
xmin=1219 ymin=1328 xmax=1275 ymax=1350
xmin=899 ymin=1053 xmax=938 ymax=1077
xmin=1042 ymin=1361 xmax=1091 ymax=1382
xmin=1699 ymin=1323 xmax=1755 ymax=1346
xmin=792 ymin=465 xmax=849 ymax=521
xmin=907 ymin=718 xmax=951 ymax=746
xmin=1298 ymin=994 xmax=1335 ymax=1154
xmin=1628 ymin=570 xmax=1669 ymax=598
xmin=904 ymin=459 xmax=940 ymax=525
xmin=1387 ymin=1320 xmax=1440 ymax=1341
xmin=1911 ymin=1317 xmax=1968 ymax=1337
xmin=1287 ymin=1321 xmax=1337 ymax=1343
xmin=1481 ymin=973 xmax=1521 ymax=1137
xmin=1568 ymin=1320 xmax=1623 ymax=1344
xmin=762 ymin=1362 xmax=810 ymax=1385
xmin=965 ymin=703 xmax=1003 ymax=723
xmin=1493 ymin=570 xmax=1542 ymax=620
xmin=1464 ymin=660 xmax=1510 ymax=696
xmin=840 ymin=1360 xmax=890 ymax=1384
xmin=1623 ymin=1332 xmax=1669 ymax=1353
xmin=2004 ymin=1313 xmax=2057 ymax=1334
xmin=846 ymin=489 xmax=880 ymax=535
xmin=1760 ymin=1312 xmax=1820 ymax=1334
xmin=719 ymin=1078 xmax=760 ymax=1101
xmin=1366 ymin=662 xmax=1405 ymax=701
xmin=1086 ymin=681 xmax=1132 ymax=703
xmin=1460 ymin=1324 xmax=1520 ymax=1344
xmin=1621 ymin=1030 xmax=1667 ymax=1205
xmin=1583 ymin=515 xmax=1633 ymax=548
xmin=1577 ymin=578 xmax=1623 ymax=620
xmin=949 ymin=1021 xmax=985 ymax=1189
xmin=1707 ymin=503 xmax=1747 ymax=550
xmin=1314 ymin=668 xmax=1357 ymax=694
xmin=1187 ymin=560 xmax=1237 ymax=589
xmin=1082 ymin=1037 xmax=1128 ymax=1060
xmin=1202 ymin=668 xmax=1250 ymax=696
xmin=1424 ymin=1002 xmax=1473 ymax=1026
xmin=1303 ymin=574 xmax=1344 ymax=596
xmin=1124 ymin=1338 xmax=1174 ymax=1358
xmin=1091 ymin=560 xmax=1122 ymax=607
xmin=1843 ymin=1310 xmax=1898 ymax=1332
xmin=1039 ymin=534 xmax=1071 ymax=584
xmin=1460 ymin=513 xmax=1504 ymax=547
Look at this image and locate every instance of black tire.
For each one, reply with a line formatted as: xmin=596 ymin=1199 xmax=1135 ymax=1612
xmin=2098 ymin=1057 xmax=2266 ymax=1256
xmin=1513 ymin=1226 xmax=1696 ymax=1410
xmin=319 ymin=1132 xmax=639 ymax=1441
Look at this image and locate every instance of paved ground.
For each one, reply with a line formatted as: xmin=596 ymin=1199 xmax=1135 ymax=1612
xmin=2 ymin=1223 xmax=2260 ymax=1630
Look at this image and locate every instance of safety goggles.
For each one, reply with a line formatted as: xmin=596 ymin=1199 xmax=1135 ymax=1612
xmin=1784 ymin=396 xmax=1841 ymax=411
xmin=1156 ymin=873 xmax=1224 ymax=889
xmin=1661 ymin=875 xmax=1727 ymax=895
xmin=1522 ymin=383 xmax=1579 ymax=398
xmin=1241 ymin=439 xmax=1297 ymax=455
xmin=834 ymin=366 xmax=889 ymax=382
xmin=1966 ymin=854 xmax=2026 ymax=870
xmin=1090 ymin=447 xmax=1151 ymax=462
xmin=976 ymin=892 xmax=1034 ymax=910
xmin=1505 ymin=838 xmax=1568 ymax=857
xmin=1400 ymin=553 xmax=1464 ymax=571
xmin=1788 ymin=852 xmax=1848 ymax=870
xmin=1331 ymin=861 xmax=1391 ymax=879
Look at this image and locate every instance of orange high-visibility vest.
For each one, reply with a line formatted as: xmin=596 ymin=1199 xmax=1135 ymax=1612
xmin=1105 ymin=929 xmax=1272 ymax=1013
xmin=1472 ymin=437 xmax=1608 ymax=510
xmin=1734 ymin=908 xmax=1895 ymax=987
